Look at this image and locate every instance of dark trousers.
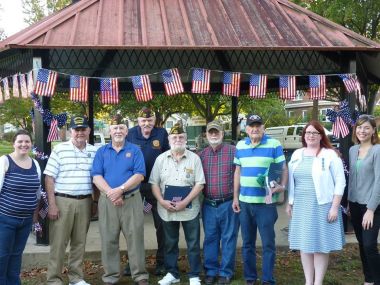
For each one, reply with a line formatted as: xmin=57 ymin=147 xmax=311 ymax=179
xmin=349 ymin=202 xmax=380 ymax=284
xmin=140 ymin=183 xmax=165 ymax=266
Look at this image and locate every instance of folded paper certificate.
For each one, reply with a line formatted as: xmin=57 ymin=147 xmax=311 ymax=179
xmin=164 ymin=185 xmax=193 ymax=209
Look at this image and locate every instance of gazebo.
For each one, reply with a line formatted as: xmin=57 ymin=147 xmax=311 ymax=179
xmin=1 ymin=0 xmax=379 ymax=164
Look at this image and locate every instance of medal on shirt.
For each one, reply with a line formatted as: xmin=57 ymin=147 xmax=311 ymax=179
xmin=185 ymin=168 xmax=193 ymax=178
xmin=126 ymin=152 xmax=132 ymax=158
xmin=152 ymin=140 xmax=160 ymax=149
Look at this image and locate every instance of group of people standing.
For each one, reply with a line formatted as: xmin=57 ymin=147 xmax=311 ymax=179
xmin=0 ymin=108 xmax=378 ymax=285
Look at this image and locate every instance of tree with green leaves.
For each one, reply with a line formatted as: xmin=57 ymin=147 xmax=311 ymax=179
xmin=22 ymin=0 xmax=71 ymax=25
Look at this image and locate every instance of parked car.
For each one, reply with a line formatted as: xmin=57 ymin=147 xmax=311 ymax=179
xmin=265 ymin=124 xmax=339 ymax=150
xmin=93 ymin=132 xmax=106 ymax=149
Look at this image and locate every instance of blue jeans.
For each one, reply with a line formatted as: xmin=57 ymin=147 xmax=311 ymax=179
xmin=0 ymin=213 xmax=33 ymax=285
xmin=239 ymin=202 xmax=278 ymax=284
xmin=163 ymin=214 xmax=201 ymax=279
xmin=202 ymin=200 xmax=240 ymax=278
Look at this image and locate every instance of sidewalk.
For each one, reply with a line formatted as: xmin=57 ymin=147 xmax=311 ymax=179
xmin=22 ymin=203 xmax=358 ymax=269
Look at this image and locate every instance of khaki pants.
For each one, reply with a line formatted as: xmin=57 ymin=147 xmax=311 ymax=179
xmin=47 ymin=196 xmax=92 ymax=285
xmin=99 ymin=191 xmax=148 ymax=284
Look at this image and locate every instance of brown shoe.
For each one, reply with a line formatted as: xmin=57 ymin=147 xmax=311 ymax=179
xmin=136 ymin=279 xmax=149 ymax=285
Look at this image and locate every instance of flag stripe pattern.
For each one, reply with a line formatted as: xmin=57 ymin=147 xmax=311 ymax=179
xmin=47 ymin=119 xmax=59 ymax=142
xmin=132 ymin=75 xmax=153 ymax=102
xmin=309 ymin=75 xmax=326 ymax=100
xmin=192 ymin=68 xmax=210 ymax=94
xmin=279 ymin=76 xmax=296 ymax=100
xmin=162 ymin=68 xmax=184 ymax=96
xmin=332 ymin=116 xmax=349 ymax=139
xmin=223 ymin=72 xmax=240 ymax=97
xmin=249 ymin=74 xmax=267 ymax=98
xmin=70 ymin=75 xmax=88 ymax=102
xmin=100 ymin=78 xmax=119 ymax=104
xmin=20 ymin=74 xmax=28 ymax=98
xmin=12 ymin=75 xmax=20 ymax=98
xmin=27 ymin=70 xmax=34 ymax=96
xmin=34 ymin=69 xmax=57 ymax=97
xmin=2 ymin=78 xmax=10 ymax=100
xmin=338 ymin=74 xmax=358 ymax=93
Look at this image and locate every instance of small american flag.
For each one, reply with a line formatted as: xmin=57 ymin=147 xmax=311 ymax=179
xmin=309 ymin=75 xmax=326 ymax=100
xmin=162 ymin=68 xmax=184 ymax=96
xmin=39 ymin=191 xmax=49 ymax=219
xmin=2 ymin=78 xmax=10 ymax=100
xmin=20 ymin=74 xmax=28 ymax=98
xmin=12 ymin=74 xmax=20 ymax=98
xmin=279 ymin=76 xmax=296 ymax=100
xmin=47 ymin=118 xmax=59 ymax=142
xmin=143 ymin=198 xmax=153 ymax=214
xmin=249 ymin=74 xmax=267 ymax=99
xmin=27 ymin=70 xmax=34 ymax=95
xmin=70 ymin=75 xmax=88 ymax=102
xmin=192 ymin=68 xmax=210 ymax=94
xmin=332 ymin=116 xmax=349 ymax=138
xmin=34 ymin=69 xmax=57 ymax=97
xmin=0 ymin=85 xmax=3 ymax=104
xmin=132 ymin=75 xmax=153 ymax=102
xmin=100 ymin=78 xmax=119 ymax=104
xmin=338 ymin=74 xmax=359 ymax=93
xmin=223 ymin=72 xmax=240 ymax=97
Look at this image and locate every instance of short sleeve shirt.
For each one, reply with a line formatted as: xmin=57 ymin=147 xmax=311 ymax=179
xmin=149 ymin=149 xmax=205 ymax=221
xmin=91 ymin=141 xmax=146 ymax=190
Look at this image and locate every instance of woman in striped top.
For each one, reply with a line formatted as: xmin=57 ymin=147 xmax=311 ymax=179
xmin=0 ymin=130 xmax=41 ymax=285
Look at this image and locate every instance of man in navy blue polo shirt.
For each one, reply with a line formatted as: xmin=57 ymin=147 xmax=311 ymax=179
xmin=92 ymin=114 xmax=149 ymax=285
xmin=126 ymin=107 xmax=170 ymax=276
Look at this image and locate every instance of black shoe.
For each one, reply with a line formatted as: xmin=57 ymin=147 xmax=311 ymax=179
xmin=123 ymin=263 xmax=131 ymax=276
xmin=205 ymin=275 xmax=216 ymax=285
xmin=217 ymin=276 xmax=231 ymax=285
xmin=155 ymin=265 xmax=165 ymax=276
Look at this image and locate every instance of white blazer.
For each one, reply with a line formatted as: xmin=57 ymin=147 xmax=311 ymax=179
xmin=288 ymin=148 xmax=345 ymax=205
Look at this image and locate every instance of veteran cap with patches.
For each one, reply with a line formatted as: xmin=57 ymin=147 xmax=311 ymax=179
xmin=109 ymin=114 xmax=126 ymax=125
xmin=138 ymin=107 xmax=155 ymax=118
xmin=169 ymin=123 xmax=185 ymax=135
xmin=70 ymin=115 xmax=89 ymax=129
xmin=206 ymin=120 xmax=223 ymax=132
xmin=246 ymin=114 xmax=263 ymax=125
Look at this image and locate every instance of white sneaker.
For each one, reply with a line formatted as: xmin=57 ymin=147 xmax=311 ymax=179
xmin=189 ymin=277 xmax=201 ymax=285
xmin=158 ymin=272 xmax=180 ymax=285
xmin=69 ymin=281 xmax=91 ymax=285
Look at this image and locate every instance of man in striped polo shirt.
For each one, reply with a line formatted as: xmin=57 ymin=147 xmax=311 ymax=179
xmin=45 ymin=115 xmax=98 ymax=285
xmin=232 ymin=114 xmax=288 ymax=285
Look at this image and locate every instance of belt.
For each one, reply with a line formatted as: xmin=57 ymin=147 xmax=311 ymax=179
xmin=204 ymin=196 xmax=233 ymax=207
xmin=55 ymin=193 xmax=92 ymax=200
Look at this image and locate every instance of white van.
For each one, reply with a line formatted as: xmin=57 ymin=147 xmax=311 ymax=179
xmin=265 ymin=125 xmax=338 ymax=150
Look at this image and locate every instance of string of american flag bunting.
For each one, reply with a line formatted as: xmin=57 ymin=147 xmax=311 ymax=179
xmin=0 ymin=67 xmax=365 ymax=142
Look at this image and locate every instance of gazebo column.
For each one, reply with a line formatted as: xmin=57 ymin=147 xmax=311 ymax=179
xmin=33 ymin=51 xmax=51 ymax=245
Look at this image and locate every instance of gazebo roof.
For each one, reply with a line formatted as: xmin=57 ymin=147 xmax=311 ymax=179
xmin=1 ymin=0 xmax=380 ymax=51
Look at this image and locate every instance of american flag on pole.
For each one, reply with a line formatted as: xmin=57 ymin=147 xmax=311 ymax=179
xmin=249 ymin=74 xmax=267 ymax=99
xmin=27 ymin=70 xmax=34 ymax=96
xmin=162 ymin=68 xmax=184 ymax=96
xmin=309 ymin=75 xmax=326 ymax=100
xmin=100 ymin=78 xmax=119 ymax=104
xmin=143 ymin=198 xmax=152 ymax=214
xmin=19 ymin=74 xmax=28 ymax=98
xmin=279 ymin=76 xmax=296 ymax=100
xmin=192 ymin=68 xmax=210 ymax=94
xmin=47 ymin=118 xmax=60 ymax=142
xmin=70 ymin=75 xmax=88 ymax=102
xmin=332 ymin=116 xmax=350 ymax=139
xmin=223 ymin=72 xmax=240 ymax=97
xmin=12 ymin=75 xmax=20 ymax=98
xmin=2 ymin=78 xmax=10 ymax=100
xmin=34 ymin=69 xmax=57 ymax=97
xmin=132 ymin=75 xmax=153 ymax=102
xmin=338 ymin=74 xmax=359 ymax=93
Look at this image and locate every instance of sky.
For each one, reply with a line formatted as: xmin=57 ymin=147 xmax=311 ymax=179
xmin=0 ymin=0 xmax=28 ymax=37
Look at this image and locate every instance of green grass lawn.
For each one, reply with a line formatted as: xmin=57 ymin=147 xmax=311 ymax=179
xmin=21 ymin=244 xmax=364 ymax=285
xmin=0 ymin=141 xmax=13 ymax=156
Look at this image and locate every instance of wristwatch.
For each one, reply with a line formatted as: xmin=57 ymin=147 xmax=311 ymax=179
xmin=120 ymin=184 xmax=125 ymax=193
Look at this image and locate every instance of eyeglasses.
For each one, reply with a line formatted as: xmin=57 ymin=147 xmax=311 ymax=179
xmin=305 ymin=131 xmax=320 ymax=136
